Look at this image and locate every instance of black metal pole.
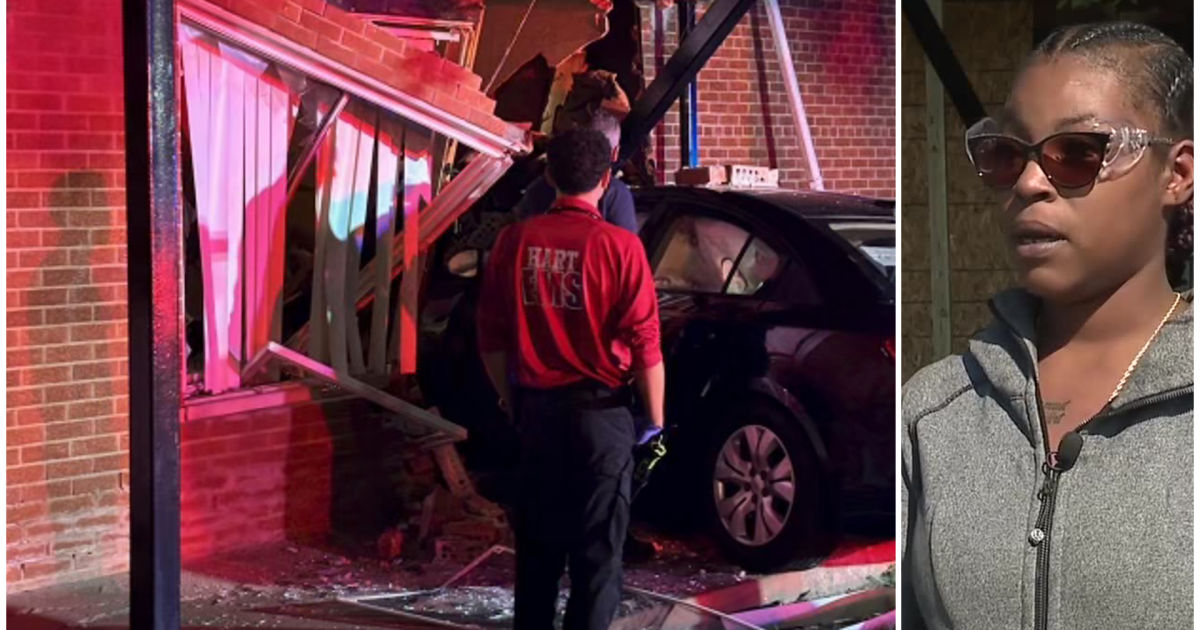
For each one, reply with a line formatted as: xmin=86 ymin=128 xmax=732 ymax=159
xmin=618 ymin=0 xmax=755 ymax=168
xmin=123 ymin=0 xmax=183 ymax=626
xmin=678 ymin=0 xmax=693 ymax=169
xmin=902 ymin=0 xmax=987 ymax=127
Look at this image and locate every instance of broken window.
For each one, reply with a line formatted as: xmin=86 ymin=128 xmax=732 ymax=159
xmin=177 ymin=6 xmax=520 ymax=401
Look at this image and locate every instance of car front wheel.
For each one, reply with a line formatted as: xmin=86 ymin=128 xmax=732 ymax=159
xmin=705 ymin=400 xmax=833 ymax=573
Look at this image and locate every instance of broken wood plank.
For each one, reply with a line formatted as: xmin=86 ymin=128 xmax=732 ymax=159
xmin=431 ymin=443 xmax=475 ymax=497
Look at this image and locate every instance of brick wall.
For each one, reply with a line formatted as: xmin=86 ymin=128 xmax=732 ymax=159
xmin=899 ymin=1 xmax=1028 ymax=381
xmin=7 ymin=0 xmax=134 ymax=590
xmin=6 ymin=0 xmax=494 ymax=593
xmin=639 ymin=0 xmax=896 ymax=198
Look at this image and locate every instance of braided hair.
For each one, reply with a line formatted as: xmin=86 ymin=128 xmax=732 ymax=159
xmin=1030 ymin=22 xmax=1193 ymax=286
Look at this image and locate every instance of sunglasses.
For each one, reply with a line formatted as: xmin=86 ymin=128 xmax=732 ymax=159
xmin=965 ymin=121 xmax=1177 ymax=190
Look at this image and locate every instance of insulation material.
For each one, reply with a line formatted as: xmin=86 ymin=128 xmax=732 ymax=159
xmin=181 ymin=26 xmax=297 ymax=394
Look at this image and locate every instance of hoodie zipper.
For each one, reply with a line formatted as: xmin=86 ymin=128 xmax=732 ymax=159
xmin=1028 ymin=384 xmax=1192 ymax=630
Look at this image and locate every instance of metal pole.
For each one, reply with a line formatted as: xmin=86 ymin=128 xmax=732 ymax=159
xmin=653 ymin=3 xmax=666 ymax=183
xmin=678 ymin=1 xmax=693 ymax=169
xmin=762 ymin=0 xmax=823 ymax=190
xmin=618 ymin=0 xmax=757 ymax=167
xmin=123 ymin=0 xmax=183 ymax=626
xmin=286 ymin=92 xmax=351 ymax=204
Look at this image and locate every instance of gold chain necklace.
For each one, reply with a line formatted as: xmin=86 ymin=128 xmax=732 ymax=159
xmin=1105 ymin=292 xmax=1182 ymax=404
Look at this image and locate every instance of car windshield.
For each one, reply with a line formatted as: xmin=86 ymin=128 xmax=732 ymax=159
xmin=819 ymin=220 xmax=895 ymax=288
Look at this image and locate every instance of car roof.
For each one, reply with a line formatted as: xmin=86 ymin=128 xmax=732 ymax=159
xmin=632 ymin=185 xmax=895 ymax=221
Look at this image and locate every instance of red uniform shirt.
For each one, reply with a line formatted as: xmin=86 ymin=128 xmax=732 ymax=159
xmin=477 ymin=198 xmax=662 ymax=390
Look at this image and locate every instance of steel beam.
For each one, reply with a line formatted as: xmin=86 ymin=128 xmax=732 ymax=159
xmin=285 ymin=92 xmax=351 ymax=204
xmin=618 ymin=0 xmax=756 ymax=167
xmin=902 ymin=0 xmax=986 ymax=127
xmin=124 ymin=0 xmax=183 ymax=626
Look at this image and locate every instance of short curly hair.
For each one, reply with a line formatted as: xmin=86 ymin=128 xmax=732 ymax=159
xmin=1030 ymin=21 xmax=1193 ymax=286
xmin=545 ymin=128 xmax=613 ymax=196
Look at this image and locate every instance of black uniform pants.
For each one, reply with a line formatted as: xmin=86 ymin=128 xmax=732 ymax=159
xmin=512 ymin=383 xmax=635 ymax=630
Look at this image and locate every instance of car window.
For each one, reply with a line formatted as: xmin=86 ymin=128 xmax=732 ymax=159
xmin=822 ymin=220 xmax=895 ymax=289
xmin=650 ymin=214 xmax=788 ymax=297
xmin=727 ymin=238 xmax=782 ymax=295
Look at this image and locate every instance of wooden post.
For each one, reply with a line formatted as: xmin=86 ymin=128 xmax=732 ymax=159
xmin=925 ymin=0 xmax=952 ymax=358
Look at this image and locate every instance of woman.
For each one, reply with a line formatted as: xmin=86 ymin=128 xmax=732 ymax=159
xmin=902 ymin=22 xmax=1193 ymax=630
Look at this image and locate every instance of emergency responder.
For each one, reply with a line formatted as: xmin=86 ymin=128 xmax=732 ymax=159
xmin=477 ymin=127 xmax=665 ymax=630
xmin=514 ymin=72 xmax=637 ymax=234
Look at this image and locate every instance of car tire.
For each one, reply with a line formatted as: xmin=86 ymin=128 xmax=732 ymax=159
xmin=704 ymin=399 xmax=834 ymax=573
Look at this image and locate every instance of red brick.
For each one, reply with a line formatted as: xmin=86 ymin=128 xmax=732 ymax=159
xmin=48 ymin=495 xmax=94 ymax=515
xmin=299 ymin=10 xmax=343 ymax=42
xmin=51 ymin=535 xmax=97 ymax=554
xmin=20 ymin=558 xmax=71 ymax=581
xmin=47 ymin=459 xmax=92 ymax=482
xmin=46 ymin=344 xmax=94 ymax=364
xmin=8 ymin=191 xmax=41 ymax=208
xmin=46 ymin=419 xmax=94 ymax=443
xmin=23 ymin=365 xmax=72 ymax=386
xmin=71 ymin=323 xmax=123 ymax=342
xmin=323 ymin=6 xmax=367 ymax=36
xmin=340 ymin=30 xmax=384 ymax=62
xmin=8 ymin=502 xmax=48 ymax=524
xmin=71 ymin=435 xmax=118 ymax=458
xmin=69 ymin=399 xmax=114 ymax=420
xmin=296 ymin=0 xmax=325 ymax=13
xmin=10 ymin=326 xmax=71 ymax=348
xmin=73 ymin=362 xmax=118 ymax=381
xmin=89 ymin=153 xmax=126 ymax=170
xmin=8 ymin=269 xmax=38 ymax=289
xmin=9 ymin=464 xmax=48 ymax=486
xmin=89 ymin=114 xmax=125 ymax=132
xmin=90 ymin=228 xmax=125 ymax=245
xmin=91 ymin=265 xmax=126 ymax=284
xmin=94 ymin=303 xmax=127 ymax=322
xmin=93 ymin=378 xmax=129 ymax=399
xmin=41 ymin=114 xmax=91 ymax=131
xmin=315 ymin=36 xmax=358 ymax=68
xmin=9 ymin=231 xmax=41 ymax=249
xmin=364 ymin=25 xmax=404 ymax=51
xmin=8 ymin=348 xmax=43 ymax=369
xmin=9 ymin=425 xmax=47 ymax=447
xmin=40 ymin=152 xmax=88 ymax=170
xmin=46 ymin=306 xmax=94 ymax=326
xmin=228 ymin=0 xmax=279 ymax=28
xmin=72 ymin=474 xmax=119 ymax=496
xmin=68 ymin=285 xmax=124 ymax=305
xmin=8 ymin=308 xmax=45 ymax=328
xmin=43 ymin=443 xmax=71 ymax=461
xmin=281 ymin=1 xmax=302 ymax=22
xmin=269 ymin=16 xmax=319 ymax=49
xmin=47 ymin=229 xmax=91 ymax=247
xmin=14 ymin=132 xmax=66 ymax=151
xmin=17 ymin=404 xmax=64 ymax=426
xmin=45 ymin=382 xmax=93 ymax=404
xmin=75 ymin=247 xmax=119 ymax=266
xmin=10 ymin=93 xmax=63 ymax=111
xmin=91 ymin=452 xmax=128 ymax=472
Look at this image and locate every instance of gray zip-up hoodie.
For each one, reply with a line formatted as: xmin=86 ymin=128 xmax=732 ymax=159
xmin=901 ymin=289 xmax=1193 ymax=630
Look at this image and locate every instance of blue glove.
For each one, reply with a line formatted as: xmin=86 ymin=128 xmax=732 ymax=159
xmin=636 ymin=425 xmax=663 ymax=446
